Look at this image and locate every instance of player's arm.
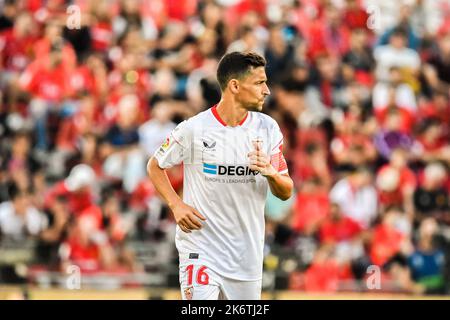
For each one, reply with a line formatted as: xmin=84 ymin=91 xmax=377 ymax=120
xmin=147 ymin=157 xmax=206 ymax=233
xmin=248 ymin=143 xmax=293 ymax=201
xmin=265 ymin=172 xmax=294 ymax=201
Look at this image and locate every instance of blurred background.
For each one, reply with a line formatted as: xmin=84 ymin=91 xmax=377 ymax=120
xmin=0 ymin=0 xmax=449 ymax=300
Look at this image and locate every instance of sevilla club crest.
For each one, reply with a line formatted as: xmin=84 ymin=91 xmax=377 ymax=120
xmin=183 ymin=286 xmax=193 ymax=300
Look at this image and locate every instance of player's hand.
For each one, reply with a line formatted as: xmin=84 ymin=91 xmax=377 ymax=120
xmin=171 ymin=202 xmax=206 ymax=233
xmin=248 ymin=140 xmax=277 ymax=178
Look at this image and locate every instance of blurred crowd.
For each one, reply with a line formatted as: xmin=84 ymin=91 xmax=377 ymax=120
xmin=0 ymin=0 xmax=449 ymax=294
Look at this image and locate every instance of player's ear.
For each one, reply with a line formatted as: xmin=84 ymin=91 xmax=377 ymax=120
xmin=228 ymin=79 xmax=239 ymax=94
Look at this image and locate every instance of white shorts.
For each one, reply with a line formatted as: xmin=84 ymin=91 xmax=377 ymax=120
xmin=179 ymin=254 xmax=262 ymax=300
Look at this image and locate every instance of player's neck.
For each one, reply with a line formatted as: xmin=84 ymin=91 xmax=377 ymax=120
xmin=215 ymin=100 xmax=248 ymax=127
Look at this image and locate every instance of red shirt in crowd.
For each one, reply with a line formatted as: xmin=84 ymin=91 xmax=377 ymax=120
xmin=319 ymin=216 xmax=362 ymax=244
xmin=25 ymin=0 xmax=66 ymax=15
xmin=44 ymin=181 xmax=95 ymax=215
xmin=19 ymin=60 xmax=69 ymax=103
xmin=67 ymin=64 xmax=99 ymax=98
xmin=377 ymin=165 xmax=417 ymax=206
xmin=418 ymin=101 xmax=450 ymax=127
xmin=375 ymin=107 xmax=416 ymax=134
xmin=370 ymin=223 xmax=404 ymax=266
xmin=56 ymin=104 xmax=105 ymax=151
xmin=0 ymin=29 xmax=36 ymax=72
xmin=416 ymin=134 xmax=448 ymax=154
xmin=304 ymin=259 xmax=340 ymax=292
xmin=292 ymin=189 xmax=330 ymax=233
xmin=33 ymin=38 xmax=76 ymax=70
xmin=331 ymin=132 xmax=376 ymax=163
xmin=343 ymin=3 xmax=369 ymax=30
xmin=129 ymin=179 xmax=156 ymax=211
xmin=308 ymin=22 xmax=351 ymax=59
xmin=90 ymin=21 xmax=113 ymax=52
xmin=64 ymin=237 xmax=101 ymax=272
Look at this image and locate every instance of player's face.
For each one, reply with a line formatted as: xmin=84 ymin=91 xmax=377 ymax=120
xmin=237 ymin=66 xmax=270 ymax=111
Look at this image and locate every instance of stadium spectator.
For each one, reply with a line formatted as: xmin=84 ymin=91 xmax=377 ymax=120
xmin=0 ymin=12 xmax=37 ymax=112
xmin=319 ymin=203 xmax=363 ymax=245
xmin=303 ymin=244 xmax=352 ymax=293
xmin=264 ymin=24 xmax=295 ymax=83
xmin=112 ymin=0 xmax=158 ymax=43
xmin=0 ymin=0 xmax=17 ymax=32
xmin=408 ymin=217 xmax=447 ymax=294
xmin=292 ymin=178 xmax=330 ymax=236
xmin=19 ymin=39 xmax=70 ymax=150
xmin=185 ymin=55 xmax=221 ymax=111
xmin=100 ymin=191 xmax=142 ymax=271
xmin=377 ymin=4 xmax=421 ymax=50
xmin=369 ymin=206 xmax=413 ymax=267
xmin=342 ymin=0 xmax=370 ymax=31
xmin=59 ymin=205 xmax=117 ymax=272
xmin=373 ymin=66 xmax=418 ymax=115
xmin=102 ymin=94 xmax=145 ymax=193
xmin=56 ymin=94 xmax=105 ymax=153
xmin=3 ymin=131 xmax=42 ymax=190
xmin=64 ymin=133 xmax=104 ymax=178
xmin=413 ymin=162 xmax=449 ymax=224
xmin=413 ymin=118 xmax=450 ymax=164
xmin=44 ymin=164 xmax=97 ymax=216
xmin=374 ymin=27 xmax=421 ymax=82
xmin=376 ymin=148 xmax=417 ymax=216
xmin=319 ymin=202 xmax=367 ymax=269
xmin=307 ymin=4 xmax=351 ymax=59
xmin=0 ymin=183 xmax=46 ymax=241
xmin=138 ymin=100 xmax=177 ymax=157
xmin=329 ymin=167 xmax=378 ymax=229
xmin=423 ymin=29 xmax=450 ymax=90
xmin=88 ymin=0 xmax=115 ymax=53
xmin=342 ymin=28 xmax=375 ymax=87
xmin=330 ymin=105 xmax=377 ymax=171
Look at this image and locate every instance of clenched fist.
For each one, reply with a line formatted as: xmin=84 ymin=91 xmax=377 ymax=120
xmin=248 ymin=140 xmax=277 ymax=178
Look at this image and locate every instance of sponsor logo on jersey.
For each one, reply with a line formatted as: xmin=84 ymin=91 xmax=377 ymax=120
xmin=202 ymin=163 xmax=259 ymax=176
xmin=202 ymin=139 xmax=216 ymax=149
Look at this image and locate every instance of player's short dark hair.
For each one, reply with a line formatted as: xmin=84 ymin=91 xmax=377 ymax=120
xmin=216 ymin=51 xmax=266 ymax=91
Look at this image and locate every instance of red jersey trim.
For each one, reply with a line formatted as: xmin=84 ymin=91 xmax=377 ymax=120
xmin=211 ymin=105 xmax=249 ymax=127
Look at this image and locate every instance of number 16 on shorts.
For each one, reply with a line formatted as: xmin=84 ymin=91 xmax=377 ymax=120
xmin=186 ymin=264 xmax=209 ymax=286
xmin=181 ymin=264 xmax=212 ymax=300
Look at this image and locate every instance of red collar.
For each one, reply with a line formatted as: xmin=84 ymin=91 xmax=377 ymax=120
xmin=211 ymin=105 xmax=249 ymax=127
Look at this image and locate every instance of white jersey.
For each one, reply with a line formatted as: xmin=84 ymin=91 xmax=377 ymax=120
xmin=153 ymin=105 xmax=288 ymax=281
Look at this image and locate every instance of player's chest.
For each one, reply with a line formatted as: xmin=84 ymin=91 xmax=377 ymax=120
xmin=192 ymin=127 xmax=270 ymax=165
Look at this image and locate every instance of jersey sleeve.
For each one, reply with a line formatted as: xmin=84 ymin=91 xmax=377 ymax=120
xmin=269 ymin=122 xmax=288 ymax=175
xmin=153 ymin=120 xmax=192 ymax=169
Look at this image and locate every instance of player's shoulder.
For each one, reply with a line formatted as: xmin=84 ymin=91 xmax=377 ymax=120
xmin=183 ymin=108 xmax=212 ymax=125
xmin=180 ymin=108 xmax=219 ymax=131
xmin=174 ymin=109 xmax=206 ymax=130
xmin=250 ymin=112 xmax=281 ymax=130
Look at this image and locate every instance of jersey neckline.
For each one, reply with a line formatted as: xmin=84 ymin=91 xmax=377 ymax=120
xmin=211 ymin=104 xmax=249 ymax=127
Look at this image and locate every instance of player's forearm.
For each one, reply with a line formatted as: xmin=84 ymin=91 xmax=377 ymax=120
xmin=147 ymin=157 xmax=184 ymax=210
xmin=265 ymin=173 xmax=293 ymax=201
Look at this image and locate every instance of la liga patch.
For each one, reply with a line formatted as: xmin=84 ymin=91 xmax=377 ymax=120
xmin=161 ymin=137 xmax=170 ymax=149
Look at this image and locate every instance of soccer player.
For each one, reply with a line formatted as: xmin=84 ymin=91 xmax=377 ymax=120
xmin=147 ymin=51 xmax=293 ymax=300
